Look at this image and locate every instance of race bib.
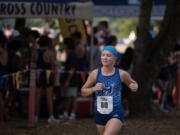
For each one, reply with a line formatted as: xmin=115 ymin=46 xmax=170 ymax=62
xmin=97 ymin=96 xmax=113 ymax=114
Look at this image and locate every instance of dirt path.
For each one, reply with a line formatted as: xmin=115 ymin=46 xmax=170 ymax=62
xmin=0 ymin=108 xmax=180 ymax=135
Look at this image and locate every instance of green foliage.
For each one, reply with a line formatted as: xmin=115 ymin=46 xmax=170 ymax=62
xmin=26 ymin=18 xmax=45 ymax=27
xmin=0 ymin=19 xmax=15 ymax=27
xmin=93 ymin=17 xmax=138 ymax=38
xmin=25 ymin=18 xmax=59 ymax=28
xmin=54 ymin=19 xmax=60 ymax=29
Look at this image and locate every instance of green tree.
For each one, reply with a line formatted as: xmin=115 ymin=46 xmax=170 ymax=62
xmin=93 ymin=18 xmax=138 ymax=38
xmin=130 ymin=0 xmax=180 ymax=115
xmin=110 ymin=18 xmax=138 ymax=38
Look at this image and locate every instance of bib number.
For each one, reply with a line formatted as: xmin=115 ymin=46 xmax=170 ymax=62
xmin=97 ymin=96 xmax=113 ymax=114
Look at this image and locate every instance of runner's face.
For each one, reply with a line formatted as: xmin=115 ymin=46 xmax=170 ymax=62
xmin=101 ymin=50 xmax=116 ymax=66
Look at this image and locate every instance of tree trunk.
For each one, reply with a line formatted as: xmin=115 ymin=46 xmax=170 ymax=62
xmin=129 ymin=0 xmax=180 ymax=116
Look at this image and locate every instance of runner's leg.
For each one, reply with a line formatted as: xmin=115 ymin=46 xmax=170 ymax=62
xmin=96 ymin=124 xmax=105 ymax=135
xmin=104 ymin=118 xmax=123 ymax=135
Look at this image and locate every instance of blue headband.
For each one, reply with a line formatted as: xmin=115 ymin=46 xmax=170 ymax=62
xmin=102 ymin=46 xmax=117 ymax=57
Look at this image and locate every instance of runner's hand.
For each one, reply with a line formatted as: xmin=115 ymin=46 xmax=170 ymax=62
xmin=93 ymin=83 xmax=104 ymax=91
xmin=129 ymin=81 xmax=138 ymax=92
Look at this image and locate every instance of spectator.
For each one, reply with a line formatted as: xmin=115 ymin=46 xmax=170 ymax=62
xmin=71 ymin=31 xmax=88 ymax=95
xmin=0 ymin=31 xmax=9 ymax=124
xmin=32 ymin=35 xmax=59 ymax=123
xmin=27 ymin=30 xmax=40 ymax=49
xmin=27 ymin=30 xmax=40 ymax=69
xmin=90 ymin=37 xmax=101 ymax=70
xmin=71 ymin=31 xmax=88 ymax=71
xmin=118 ymin=47 xmax=134 ymax=117
xmin=7 ymin=39 xmax=25 ymax=73
xmin=106 ymin=35 xmax=117 ymax=46
xmin=105 ymin=35 xmax=123 ymax=67
xmin=59 ymin=37 xmax=78 ymax=121
xmin=96 ymin=21 xmax=111 ymax=45
xmin=156 ymin=64 xmax=170 ymax=113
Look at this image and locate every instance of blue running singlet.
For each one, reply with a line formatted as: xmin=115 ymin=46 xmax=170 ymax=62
xmin=36 ymin=49 xmax=53 ymax=88
xmin=94 ymin=68 xmax=124 ymax=125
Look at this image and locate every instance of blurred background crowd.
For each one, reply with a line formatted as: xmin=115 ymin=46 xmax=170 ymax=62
xmin=0 ymin=19 xmax=180 ymax=125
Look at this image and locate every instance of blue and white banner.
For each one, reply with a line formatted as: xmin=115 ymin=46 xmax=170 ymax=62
xmin=0 ymin=1 xmax=93 ymax=19
xmin=94 ymin=0 xmax=166 ymax=6
xmin=93 ymin=0 xmax=166 ymax=18
xmin=94 ymin=6 xmax=165 ymax=18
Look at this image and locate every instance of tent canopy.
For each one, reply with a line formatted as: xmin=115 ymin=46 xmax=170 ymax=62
xmin=94 ymin=0 xmax=166 ymax=19
xmin=0 ymin=0 xmax=93 ymax=20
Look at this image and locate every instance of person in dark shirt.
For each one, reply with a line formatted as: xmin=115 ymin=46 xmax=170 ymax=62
xmin=118 ymin=47 xmax=134 ymax=117
xmin=32 ymin=36 xmax=59 ymax=123
xmin=0 ymin=31 xmax=8 ymax=124
xmin=59 ymin=37 xmax=78 ymax=121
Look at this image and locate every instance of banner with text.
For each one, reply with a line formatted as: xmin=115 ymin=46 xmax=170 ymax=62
xmin=0 ymin=1 xmax=93 ymax=20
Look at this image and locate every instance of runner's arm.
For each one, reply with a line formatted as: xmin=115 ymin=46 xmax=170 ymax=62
xmin=81 ymin=69 xmax=98 ymax=96
xmin=120 ymin=69 xmax=138 ymax=92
